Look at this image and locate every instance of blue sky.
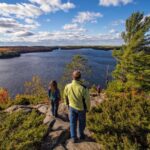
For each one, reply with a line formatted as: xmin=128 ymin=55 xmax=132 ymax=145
xmin=0 ymin=0 xmax=149 ymax=46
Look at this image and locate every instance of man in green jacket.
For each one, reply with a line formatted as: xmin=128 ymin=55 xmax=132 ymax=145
xmin=63 ymin=70 xmax=90 ymax=143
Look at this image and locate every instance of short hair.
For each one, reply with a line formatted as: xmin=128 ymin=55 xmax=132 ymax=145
xmin=72 ymin=70 xmax=81 ymax=80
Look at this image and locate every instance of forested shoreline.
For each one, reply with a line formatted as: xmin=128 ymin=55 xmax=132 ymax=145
xmin=0 ymin=45 xmax=120 ymax=59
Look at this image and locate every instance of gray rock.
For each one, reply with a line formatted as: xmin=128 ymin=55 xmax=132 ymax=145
xmin=38 ymin=105 xmax=48 ymax=114
xmin=46 ymin=107 xmax=52 ymax=116
xmin=42 ymin=118 xmax=56 ymax=139
xmin=49 ymin=129 xmax=70 ymax=149
xmin=66 ymin=140 xmax=101 ymax=150
xmin=43 ymin=115 xmax=55 ymax=124
xmin=50 ymin=130 xmax=65 ymax=147
xmin=4 ymin=105 xmax=19 ymax=113
xmin=4 ymin=105 xmax=31 ymax=113
xmin=58 ymin=113 xmax=69 ymax=122
xmin=15 ymin=108 xmax=32 ymax=113
xmin=50 ymin=118 xmax=70 ymax=148
xmin=52 ymin=118 xmax=70 ymax=131
xmin=41 ymin=117 xmax=70 ymax=150
xmin=58 ymin=103 xmax=69 ymax=122
xmin=53 ymin=145 xmax=65 ymax=150
xmin=33 ymin=104 xmax=48 ymax=108
xmin=41 ymin=128 xmax=69 ymax=150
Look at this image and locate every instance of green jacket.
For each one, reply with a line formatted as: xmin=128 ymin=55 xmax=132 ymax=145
xmin=63 ymin=80 xmax=90 ymax=111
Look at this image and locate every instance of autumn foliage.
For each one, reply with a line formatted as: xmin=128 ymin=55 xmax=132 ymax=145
xmin=0 ymin=88 xmax=10 ymax=104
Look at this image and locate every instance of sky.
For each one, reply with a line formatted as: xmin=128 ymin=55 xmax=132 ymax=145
xmin=0 ymin=0 xmax=149 ymax=46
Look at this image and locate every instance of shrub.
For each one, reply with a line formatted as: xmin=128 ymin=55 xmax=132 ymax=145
xmin=89 ymin=85 xmax=98 ymax=94
xmin=24 ymin=76 xmax=48 ymax=103
xmin=12 ymin=76 xmax=49 ymax=106
xmin=0 ymin=88 xmax=12 ymax=110
xmin=0 ymin=88 xmax=10 ymax=103
xmin=87 ymin=94 xmax=150 ymax=149
xmin=0 ymin=110 xmax=47 ymax=150
xmin=14 ymin=94 xmax=47 ymax=105
xmin=14 ymin=95 xmax=31 ymax=105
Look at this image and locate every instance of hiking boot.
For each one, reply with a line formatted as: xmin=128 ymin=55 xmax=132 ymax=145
xmin=79 ymin=134 xmax=85 ymax=140
xmin=70 ymin=138 xmax=78 ymax=143
xmin=54 ymin=114 xmax=58 ymax=118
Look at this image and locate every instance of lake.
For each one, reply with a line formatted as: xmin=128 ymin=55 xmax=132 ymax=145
xmin=0 ymin=48 xmax=116 ymax=96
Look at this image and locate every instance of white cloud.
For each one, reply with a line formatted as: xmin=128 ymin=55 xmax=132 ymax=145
xmin=0 ymin=28 xmax=123 ymax=45
xmin=0 ymin=3 xmax=42 ymax=19
xmin=0 ymin=17 xmax=17 ymax=28
xmin=29 ymin=0 xmax=75 ymax=13
xmin=0 ymin=1 xmax=75 ymax=31
xmin=0 ymin=1 xmax=123 ymax=46
xmin=24 ymin=18 xmax=40 ymax=27
xmin=13 ymin=31 xmax=34 ymax=37
xmin=25 ymin=18 xmax=35 ymax=24
xmin=0 ymin=17 xmax=37 ymax=29
xmin=0 ymin=17 xmax=38 ymax=36
xmin=63 ymin=23 xmax=78 ymax=30
xmin=61 ymin=2 xmax=75 ymax=12
xmin=73 ymin=11 xmax=103 ymax=24
xmin=99 ymin=0 xmax=133 ymax=6
xmin=109 ymin=29 xmax=116 ymax=33
xmin=0 ymin=0 xmax=76 ymax=45
xmin=62 ymin=11 xmax=102 ymax=32
xmin=0 ymin=2 xmax=43 ymax=37
xmin=63 ymin=23 xmax=86 ymax=32
xmin=112 ymin=19 xmax=125 ymax=26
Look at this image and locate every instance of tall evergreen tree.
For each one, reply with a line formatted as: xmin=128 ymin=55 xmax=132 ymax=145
xmin=87 ymin=12 xmax=150 ymax=149
xmin=111 ymin=12 xmax=150 ymax=94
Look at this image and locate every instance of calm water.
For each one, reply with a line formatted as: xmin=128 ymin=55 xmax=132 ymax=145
xmin=0 ymin=49 xmax=116 ymax=96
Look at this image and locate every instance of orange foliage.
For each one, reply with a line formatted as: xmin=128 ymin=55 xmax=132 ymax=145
xmin=0 ymin=88 xmax=9 ymax=104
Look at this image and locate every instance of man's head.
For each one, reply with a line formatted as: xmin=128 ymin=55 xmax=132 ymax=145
xmin=72 ymin=70 xmax=81 ymax=80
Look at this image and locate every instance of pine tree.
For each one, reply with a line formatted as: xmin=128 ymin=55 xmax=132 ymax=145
xmin=87 ymin=12 xmax=150 ymax=149
xmin=112 ymin=12 xmax=150 ymax=94
xmin=61 ymin=55 xmax=92 ymax=88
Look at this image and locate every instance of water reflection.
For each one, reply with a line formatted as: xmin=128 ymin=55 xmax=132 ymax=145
xmin=0 ymin=49 xmax=116 ymax=96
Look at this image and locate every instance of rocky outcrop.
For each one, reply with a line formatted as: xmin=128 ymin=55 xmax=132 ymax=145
xmin=3 ymin=95 xmax=104 ymax=150
xmin=53 ymin=145 xmax=66 ymax=150
xmin=4 ymin=105 xmax=32 ymax=113
xmin=66 ymin=140 xmax=101 ymax=150
xmin=43 ymin=115 xmax=53 ymax=124
xmin=37 ymin=104 xmax=49 ymax=114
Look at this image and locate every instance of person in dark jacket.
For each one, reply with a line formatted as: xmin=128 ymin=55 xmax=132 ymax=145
xmin=48 ymin=80 xmax=61 ymax=117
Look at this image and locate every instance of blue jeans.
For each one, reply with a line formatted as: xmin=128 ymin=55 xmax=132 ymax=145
xmin=69 ymin=107 xmax=86 ymax=139
xmin=51 ymin=101 xmax=59 ymax=117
